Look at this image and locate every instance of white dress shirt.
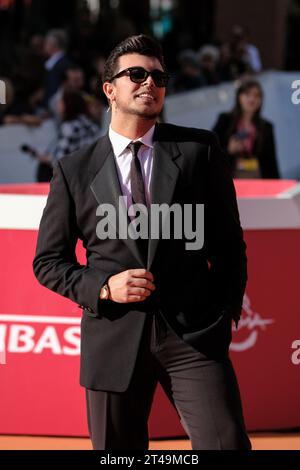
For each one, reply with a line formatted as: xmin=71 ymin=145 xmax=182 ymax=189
xmin=108 ymin=125 xmax=155 ymax=210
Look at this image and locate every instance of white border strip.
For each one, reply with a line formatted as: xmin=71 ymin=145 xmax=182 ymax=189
xmin=277 ymin=184 xmax=300 ymax=199
xmin=0 ymin=194 xmax=47 ymax=230
xmin=0 ymin=314 xmax=81 ymax=325
xmin=238 ymin=191 xmax=300 ymax=230
xmin=1 ymin=185 xmax=300 ymax=231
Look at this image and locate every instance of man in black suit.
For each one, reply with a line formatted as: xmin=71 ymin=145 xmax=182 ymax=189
xmin=44 ymin=29 xmax=72 ymax=105
xmin=33 ymin=35 xmax=251 ymax=450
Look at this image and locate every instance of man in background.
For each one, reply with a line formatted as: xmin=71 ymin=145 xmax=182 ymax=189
xmin=44 ymin=29 xmax=72 ymax=105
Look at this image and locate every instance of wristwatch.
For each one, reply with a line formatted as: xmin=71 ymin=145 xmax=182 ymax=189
xmin=99 ymin=283 xmax=110 ymax=300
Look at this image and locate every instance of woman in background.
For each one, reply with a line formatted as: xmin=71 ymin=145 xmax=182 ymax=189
xmin=37 ymin=90 xmax=101 ymax=181
xmin=213 ymin=79 xmax=279 ymax=179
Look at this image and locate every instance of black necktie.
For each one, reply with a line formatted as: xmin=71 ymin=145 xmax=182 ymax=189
xmin=128 ymin=141 xmax=147 ymax=207
xmin=128 ymin=141 xmax=148 ymax=265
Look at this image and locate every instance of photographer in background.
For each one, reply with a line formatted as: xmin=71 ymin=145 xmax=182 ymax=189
xmin=213 ymin=79 xmax=279 ymax=179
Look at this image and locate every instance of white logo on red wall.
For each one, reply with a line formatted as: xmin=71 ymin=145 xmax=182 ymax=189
xmin=1 ymin=296 xmax=275 ymax=362
xmin=230 ymin=294 xmax=274 ymax=352
xmin=0 ymin=314 xmax=80 ymax=364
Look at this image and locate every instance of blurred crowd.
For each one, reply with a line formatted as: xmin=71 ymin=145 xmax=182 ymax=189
xmin=0 ymin=24 xmax=262 ymax=127
xmin=169 ymin=25 xmax=262 ymax=93
xmin=0 ymin=22 xmax=273 ymax=182
xmin=0 ymin=28 xmax=106 ymax=128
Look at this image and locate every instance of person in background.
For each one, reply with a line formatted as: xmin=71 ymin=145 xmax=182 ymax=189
xmin=169 ymin=49 xmax=205 ymax=94
xmin=213 ymin=79 xmax=279 ymax=179
xmin=230 ymin=25 xmax=262 ymax=74
xmin=197 ymin=45 xmax=221 ymax=86
xmin=49 ymin=65 xmax=86 ymax=123
xmin=89 ymin=54 xmax=106 ymax=104
xmin=36 ymin=90 xmax=101 ymax=182
xmin=217 ymin=26 xmax=262 ymax=83
xmin=44 ymin=29 xmax=72 ymax=105
xmin=0 ymin=77 xmax=44 ymax=127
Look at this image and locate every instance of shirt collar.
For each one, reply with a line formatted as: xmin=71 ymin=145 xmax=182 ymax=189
xmin=45 ymin=51 xmax=65 ymax=71
xmin=109 ymin=124 xmax=155 ymax=158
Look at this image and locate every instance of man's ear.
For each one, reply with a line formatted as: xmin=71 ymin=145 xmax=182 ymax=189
xmin=103 ymin=82 xmax=115 ymax=105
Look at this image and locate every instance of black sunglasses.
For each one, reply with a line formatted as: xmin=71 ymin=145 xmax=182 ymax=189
xmin=109 ymin=66 xmax=170 ymax=88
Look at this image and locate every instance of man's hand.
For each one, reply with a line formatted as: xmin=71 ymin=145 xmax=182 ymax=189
xmin=107 ymin=269 xmax=155 ymax=303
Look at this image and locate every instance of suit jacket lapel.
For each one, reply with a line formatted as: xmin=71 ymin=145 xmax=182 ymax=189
xmin=89 ymin=127 xmax=182 ymax=270
xmin=147 ymin=129 xmax=181 ymax=270
xmin=90 ymin=135 xmax=145 ymax=267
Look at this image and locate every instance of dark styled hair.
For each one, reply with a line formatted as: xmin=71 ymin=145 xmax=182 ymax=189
xmin=103 ymin=34 xmax=166 ymax=83
xmin=232 ymin=78 xmax=263 ymax=125
xmin=227 ymin=78 xmax=264 ymax=153
xmin=62 ymin=90 xmax=88 ymax=121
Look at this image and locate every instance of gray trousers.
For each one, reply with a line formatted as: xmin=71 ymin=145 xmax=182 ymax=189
xmin=85 ymin=311 xmax=251 ymax=450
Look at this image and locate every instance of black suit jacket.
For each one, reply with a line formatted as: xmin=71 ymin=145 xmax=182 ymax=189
xmin=213 ymin=112 xmax=280 ymax=179
xmin=33 ymin=123 xmax=247 ymax=392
